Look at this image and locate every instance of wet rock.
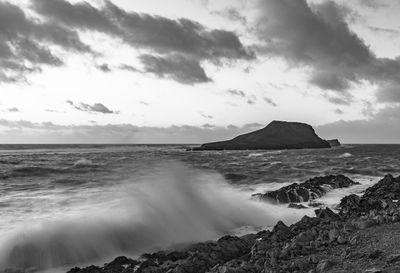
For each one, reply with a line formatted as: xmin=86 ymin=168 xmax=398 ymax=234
xmin=387 ymin=254 xmax=400 ymax=264
xmin=337 ymin=235 xmax=347 ymax=244
xmin=66 ymin=265 xmax=104 ymax=273
xmin=365 ymin=268 xmax=383 ymax=273
xmin=328 ymin=229 xmax=339 ymax=243
xmin=353 ymin=219 xmax=375 ymax=230
xmin=316 ymin=260 xmax=334 ymax=272
xmin=368 ymin=250 xmax=383 ymax=259
xmin=288 ymin=203 xmax=308 ymax=209
xmin=338 ymin=194 xmax=361 ymax=214
xmin=315 ymin=207 xmax=340 ymax=221
xmin=341 ymin=175 xmax=400 ymax=215
xmin=260 ymin=175 xmax=358 ymax=204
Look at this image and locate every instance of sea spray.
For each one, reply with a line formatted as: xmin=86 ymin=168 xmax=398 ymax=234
xmin=0 ymin=162 xmax=304 ymax=271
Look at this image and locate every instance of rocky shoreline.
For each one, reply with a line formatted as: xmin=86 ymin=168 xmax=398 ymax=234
xmin=62 ymin=174 xmax=400 ymax=273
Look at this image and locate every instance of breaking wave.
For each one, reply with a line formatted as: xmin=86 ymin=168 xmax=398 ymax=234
xmin=338 ymin=152 xmax=353 ymax=158
xmin=0 ymin=163 xmax=304 ymax=271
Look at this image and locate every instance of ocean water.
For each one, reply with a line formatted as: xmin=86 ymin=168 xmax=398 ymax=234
xmin=0 ymin=144 xmax=399 ymax=272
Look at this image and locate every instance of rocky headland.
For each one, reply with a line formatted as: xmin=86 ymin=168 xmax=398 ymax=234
xmin=194 ymin=121 xmax=333 ymax=151
xmin=62 ymin=174 xmax=400 ymax=273
xmin=327 ymin=139 xmax=341 ymax=147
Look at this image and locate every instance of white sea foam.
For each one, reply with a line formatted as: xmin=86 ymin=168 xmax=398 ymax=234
xmin=337 ymin=152 xmax=353 ymax=158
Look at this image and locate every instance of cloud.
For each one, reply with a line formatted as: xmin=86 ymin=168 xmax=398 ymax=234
xmin=66 ymin=100 xmax=119 ymax=114
xmin=0 ymin=1 xmax=91 ymax=83
xmin=264 ymin=97 xmax=277 ymax=107
xmin=226 ymin=89 xmax=259 ymax=105
xmin=317 ymin=105 xmax=400 ymax=143
xmin=97 ymin=63 xmax=111 ymax=72
xmin=334 ymin=108 xmax=344 ymax=114
xmin=376 ymin=83 xmax=400 ymax=103
xmin=358 ymin=0 xmax=389 ymax=9
xmin=31 ymin=0 xmax=254 ymax=84
xmin=139 ymin=54 xmax=211 ymax=84
xmin=255 ymin=0 xmax=400 ymax=99
xmin=212 ymin=7 xmax=248 ymax=25
xmin=119 ymin=64 xmax=140 ymax=72
xmin=368 ymin=26 xmax=400 ymax=35
xmin=227 ymin=89 xmax=246 ymax=97
xmin=199 ymin=112 xmax=213 ymax=119
xmin=140 ymin=101 xmax=150 ymax=106
xmin=325 ymin=95 xmax=352 ymax=105
xmin=0 ymin=120 xmax=265 ymax=144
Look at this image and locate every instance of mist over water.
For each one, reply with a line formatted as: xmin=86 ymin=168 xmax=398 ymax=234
xmin=0 ymin=163 xmax=304 ymax=271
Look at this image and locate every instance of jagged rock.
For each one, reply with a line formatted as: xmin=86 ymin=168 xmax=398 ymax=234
xmin=66 ymin=265 xmax=104 ymax=273
xmin=288 ymin=203 xmax=308 ymax=209
xmin=338 ymin=194 xmax=361 ymax=215
xmin=315 ymin=207 xmax=340 ymax=221
xmin=316 ymin=260 xmax=334 ymax=272
xmin=259 ymin=175 xmax=358 ymax=204
xmin=339 ymin=175 xmax=400 ymax=215
xmin=194 ymin=120 xmax=331 ymax=150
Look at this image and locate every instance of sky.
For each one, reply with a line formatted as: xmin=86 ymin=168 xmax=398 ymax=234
xmin=0 ymin=0 xmax=399 ymax=143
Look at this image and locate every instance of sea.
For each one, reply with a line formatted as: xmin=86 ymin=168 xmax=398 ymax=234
xmin=0 ymin=144 xmax=399 ymax=272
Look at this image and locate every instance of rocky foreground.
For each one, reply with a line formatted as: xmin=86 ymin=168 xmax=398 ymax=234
xmin=67 ymin=174 xmax=400 ymax=273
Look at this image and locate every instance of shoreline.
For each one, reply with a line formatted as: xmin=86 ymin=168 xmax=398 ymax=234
xmin=61 ymin=174 xmax=400 ymax=273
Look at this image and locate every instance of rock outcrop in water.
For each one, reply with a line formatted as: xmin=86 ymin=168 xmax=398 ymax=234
xmin=256 ymin=175 xmax=359 ymax=204
xmin=194 ymin=121 xmax=331 ymax=150
xmin=327 ymin=139 xmax=341 ymax=147
xmin=64 ymin=174 xmax=400 ymax=273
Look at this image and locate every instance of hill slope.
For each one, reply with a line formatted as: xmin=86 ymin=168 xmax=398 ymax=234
xmin=197 ymin=120 xmax=330 ymax=150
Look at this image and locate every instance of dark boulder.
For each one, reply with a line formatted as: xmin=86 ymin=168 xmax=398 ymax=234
xmin=259 ymin=175 xmax=358 ymax=204
xmin=288 ymin=203 xmax=308 ymax=209
xmin=194 ymin=120 xmax=331 ymax=150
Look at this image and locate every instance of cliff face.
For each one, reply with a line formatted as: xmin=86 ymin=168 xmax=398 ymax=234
xmin=198 ymin=121 xmax=331 ymax=150
xmin=327 ymin=139 xmax=341 ymax=147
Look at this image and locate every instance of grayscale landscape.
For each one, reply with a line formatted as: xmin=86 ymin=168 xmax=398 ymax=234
xmin=0 ymin=0 xmax=400 ymax=272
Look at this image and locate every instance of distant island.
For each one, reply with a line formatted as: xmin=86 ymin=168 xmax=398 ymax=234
xmin=193 ymin=120 xmax=338 ymax=151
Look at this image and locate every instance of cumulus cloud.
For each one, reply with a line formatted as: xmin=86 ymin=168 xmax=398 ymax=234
xmin=31 ymin=0 xmax=254 ymax=84
xmin=358 ymin=0 xmax=389 ymax=9
xmin=7 ymin=107 xmax=20 ymax=112
xmin=226 ymin=89 xmax=259 ymax=105
xmin=0 ymin=1 xmax=90 ymax=83
xmin=255 ymin=0 xmax=400 ymax=101
xmin=334 ymin=108 xmax=344 ymax=115
xmin=264 ymin=97 xmax=277 ymax=107
xmin=139 ymin=54 xmax=211 ymax=84
xmin=317 ymin=105 xmax=400 ymax=143
xmin=97 ymin=63 xmax=111 ymax=72
xmin=212 ymin=7 xmax=248 ymax=25
xmin=325 ymin=95 xmax=352 ymax=105
xmin=66 ymin=100 xmax=119 ymax=114
xmin=227 ymin=89 xmax=246 ymax=97
xmin=0 ymin=120 xmax=265 ymax=144
xmin=368 ymin=26 xmax=400 ymax=35
xmin=199 ymin=112 xmax=213 ymax=119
